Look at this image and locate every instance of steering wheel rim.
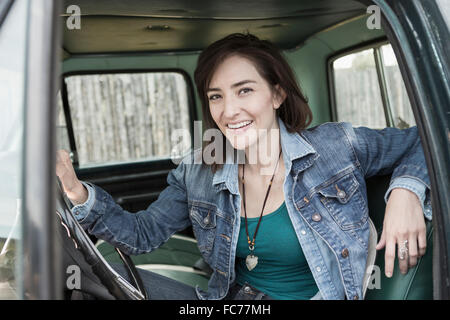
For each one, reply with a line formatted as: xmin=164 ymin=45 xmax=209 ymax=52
xmin=55 ymin=177 xmax=147 ymax=300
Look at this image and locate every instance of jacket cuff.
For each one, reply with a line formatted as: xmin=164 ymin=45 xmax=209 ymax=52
xmin=384 ymin=177 xmax=432 ymax=221
xmin=71 ymin=181 xmax=96 ymax=222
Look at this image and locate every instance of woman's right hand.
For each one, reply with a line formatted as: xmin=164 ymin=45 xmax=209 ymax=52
xmin=56 ymin=149 xmax=88 ymax=205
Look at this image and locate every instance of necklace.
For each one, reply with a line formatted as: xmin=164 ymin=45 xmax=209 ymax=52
xmin=241 ymin=149 xmax=282 ymax=271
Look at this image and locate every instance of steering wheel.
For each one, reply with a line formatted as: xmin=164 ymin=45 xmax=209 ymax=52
xmin=55 ymin=177 xmax=148 ymax=300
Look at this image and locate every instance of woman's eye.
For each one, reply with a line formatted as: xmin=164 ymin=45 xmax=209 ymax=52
xmin=239 ymin=88 xmax=253 ymax=95
xmin=208 ymin=94 xmax=221 ymax=101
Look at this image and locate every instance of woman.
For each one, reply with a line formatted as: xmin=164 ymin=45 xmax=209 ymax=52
xmin=56 ymin=33 xmax=432 ymax=300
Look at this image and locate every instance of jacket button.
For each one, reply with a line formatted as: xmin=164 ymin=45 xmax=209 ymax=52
xmin=312 ymin=213 xmax=322 ymax=222
xmin=337 ymin=190 xmax=346 ymax=199
xmin=353 ymin=295 xmax=359 ymax=300
xmin=341 ymin=248 xmax=349 ymax=258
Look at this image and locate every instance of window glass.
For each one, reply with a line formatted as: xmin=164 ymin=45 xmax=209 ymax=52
xmin=380 ymin=44 xmax=415 ymax=128
xmin=332 ymin=44 xmax=415 ymax=129
xmin=333 ymin=48 xmax=386 ymax=128
xmin=64 ymin=72 xmax=191 ymax=167
xmin=0 ymin=0 xmax=28 ymax=299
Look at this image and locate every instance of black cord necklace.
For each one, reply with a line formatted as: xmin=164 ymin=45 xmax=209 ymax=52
xmin=241 ymin=149 xmax=282 ymax=271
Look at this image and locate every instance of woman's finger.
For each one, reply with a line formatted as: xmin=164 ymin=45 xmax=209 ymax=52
xmin=376 ymin=228 xmax=386 ymax=250
xmin=384 ymin=236 xmax=396 ymax=278
xmin=397 ymin=238 xmax=409 ymax=275
xmin=407 ymin=235 xmax=418 ymax=268
xmin=418 ymin=229 xmax=427 ymax=257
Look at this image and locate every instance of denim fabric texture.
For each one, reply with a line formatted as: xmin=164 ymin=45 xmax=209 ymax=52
xmin=109 ymin=263 xmax=199 ymax=300
xmin=72 ymin=118 xmax=431 ymax=300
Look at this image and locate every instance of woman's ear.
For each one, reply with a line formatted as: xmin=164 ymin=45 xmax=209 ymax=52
xmin=273 ymin=84 xmax=287 ymax=109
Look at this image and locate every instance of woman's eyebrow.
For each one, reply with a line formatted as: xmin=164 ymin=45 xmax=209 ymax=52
xmin=206 ymin=87 xmax=220 ymax=93
xmin=207 ymin=80 xmax=257 ymax=93
xmin=231 ymin=80 xmax=256 ymax=88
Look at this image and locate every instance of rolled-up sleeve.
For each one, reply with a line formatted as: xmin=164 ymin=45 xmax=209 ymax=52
xmin=71 ymin=181 xmax=96 ymax=221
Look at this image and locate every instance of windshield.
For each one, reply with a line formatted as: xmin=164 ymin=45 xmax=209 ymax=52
xmin=0 ymin=0 xmax=28 ymax=299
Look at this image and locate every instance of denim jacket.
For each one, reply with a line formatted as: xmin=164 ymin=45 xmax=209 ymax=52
xmin=73 ymin=118 xmax=432 ymax=300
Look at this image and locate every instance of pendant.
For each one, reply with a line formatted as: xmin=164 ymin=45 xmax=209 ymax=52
xmin=245 ymin=254 xmax=258 ymax=271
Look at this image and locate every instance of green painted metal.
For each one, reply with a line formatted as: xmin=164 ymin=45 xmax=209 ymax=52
xmin=61 ymin=0 xmax=367 ymax=54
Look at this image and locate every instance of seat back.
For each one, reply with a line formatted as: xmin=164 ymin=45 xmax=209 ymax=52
xmin=364 ymin=175 xmax=433 ymax=300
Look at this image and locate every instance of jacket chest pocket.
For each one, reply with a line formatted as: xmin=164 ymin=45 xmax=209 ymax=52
xmin=189 ymin=203 xmax=217 ymax=258
xmin=316 ymin=171 xmax=368 ymax=230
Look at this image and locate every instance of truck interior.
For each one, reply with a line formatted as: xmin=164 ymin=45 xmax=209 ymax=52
xmin=56 ymin=0 xmax=434 ymax=299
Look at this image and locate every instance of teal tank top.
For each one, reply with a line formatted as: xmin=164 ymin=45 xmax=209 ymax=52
xmin=235 ymin=201 xmax=319 ymax=299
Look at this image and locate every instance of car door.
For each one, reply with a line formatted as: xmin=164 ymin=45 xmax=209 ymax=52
xmin=0 ymin=0 xmax=62 ymax=299
xmin=371 ymin=0 xmax=450 ymax=299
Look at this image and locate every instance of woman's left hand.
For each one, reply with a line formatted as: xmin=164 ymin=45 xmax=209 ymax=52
xmin=375 ymin=188 xmax=427 ymax=278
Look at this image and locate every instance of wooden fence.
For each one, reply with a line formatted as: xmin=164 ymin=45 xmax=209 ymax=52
xmin=334 ymin=65 xmax=415 ymax=129
xmin=57 ymin=72 xmax=191 ymax=166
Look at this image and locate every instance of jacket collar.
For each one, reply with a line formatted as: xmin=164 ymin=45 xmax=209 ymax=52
xmin=212 ymin=117 xmax=319 ymax=194
xmin=279 ymin=117 xmax=320 ymax=176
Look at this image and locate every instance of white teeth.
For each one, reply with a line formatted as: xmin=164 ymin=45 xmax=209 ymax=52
xmin=227 ymin=120 xmax=252 ymax=129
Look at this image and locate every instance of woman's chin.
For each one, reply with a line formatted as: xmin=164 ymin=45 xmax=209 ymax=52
xmin=226 ymin=136 xmax=257 ymax=152
xmin=224 ymin=129 xmax=258 ymax=151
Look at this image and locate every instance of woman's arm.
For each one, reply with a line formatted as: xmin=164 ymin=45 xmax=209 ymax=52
xmin=340 ymin=123 xmax=431 ymax=277
xmin=377 ymin=187 xmax=427 ymax=277
xmin=341 ymin=123 xmax=432 ymax=218
xmin=56 ymin=149 xmax=192 ymax=256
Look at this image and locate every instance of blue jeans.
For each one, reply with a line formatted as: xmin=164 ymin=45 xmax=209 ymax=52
xmin=224 ymin=282 xmax=322 ymax=300
xmin=110 ymin=263 xmax=199 ymax=300
xmin=110 ymin=263 xmax=274 ymax=300
xmin=223 ymin=282 xmax=273 ymax=300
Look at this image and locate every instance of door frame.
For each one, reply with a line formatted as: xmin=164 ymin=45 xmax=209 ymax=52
xmin=359 ymin=0 xmax=450 ymax=299
xmin=22 ymin=0 xmax=62 ymax=299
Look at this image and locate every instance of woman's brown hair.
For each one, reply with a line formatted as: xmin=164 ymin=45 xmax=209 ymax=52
xmin=194 ymin=33 xmax=313 ymax=171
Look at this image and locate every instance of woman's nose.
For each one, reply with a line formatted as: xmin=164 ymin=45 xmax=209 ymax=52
xmin=223 ymin=96 xmax=240 ymax=118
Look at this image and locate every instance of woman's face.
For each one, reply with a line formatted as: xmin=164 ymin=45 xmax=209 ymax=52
xmin=207 ymin=55 xmax=283 ymax=151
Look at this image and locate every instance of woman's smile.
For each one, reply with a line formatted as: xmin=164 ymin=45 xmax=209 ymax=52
xmin=226 ymin=120 xmax=254 ymax=133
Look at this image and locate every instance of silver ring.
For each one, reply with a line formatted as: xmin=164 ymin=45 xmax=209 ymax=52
xmin=399 ymin=240 xmax=409 ymax=260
